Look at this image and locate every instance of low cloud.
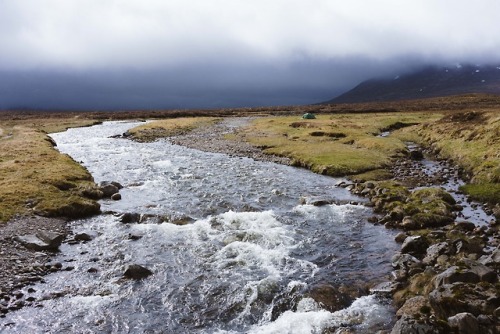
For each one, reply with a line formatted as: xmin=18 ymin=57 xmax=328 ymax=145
xmin=0 ymin=0 xmax=499 ymax=109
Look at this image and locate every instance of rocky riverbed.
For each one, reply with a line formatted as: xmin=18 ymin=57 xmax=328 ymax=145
xmin=0 ymin=216 xmax=68 ymax=316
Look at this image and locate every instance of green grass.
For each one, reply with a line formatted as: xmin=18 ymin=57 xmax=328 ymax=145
xmin=459 ymin=183 xmax=500 ymax=205
xmin=235 ymin=113 xmax=443 ymax=177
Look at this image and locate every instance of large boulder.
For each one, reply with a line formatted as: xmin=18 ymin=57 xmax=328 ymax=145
xmin=433 ymin=260 xmax=497 ymax=289
xmin=479 ymin=246 xmax=500 ymax=267
xmin=432 ymin=266 xmax=481 ymax=288
xmin=396 ymin=296 xmax=430 ymax=318
xmin=429 ymin=283 xmax=499 ymax=319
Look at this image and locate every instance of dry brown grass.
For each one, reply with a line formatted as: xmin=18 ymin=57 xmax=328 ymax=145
xmin=127 ymin=117 xmax=221 ymax=142
xmin=0 ymin=117 xmax=99 ymax=222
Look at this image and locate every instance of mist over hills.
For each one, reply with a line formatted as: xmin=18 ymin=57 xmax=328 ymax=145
xmin=326 ymin=64 xmax=500 ymax=104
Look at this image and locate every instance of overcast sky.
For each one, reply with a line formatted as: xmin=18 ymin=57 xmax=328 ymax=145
xmin=1 ymin=0 xmax=499 ymax=109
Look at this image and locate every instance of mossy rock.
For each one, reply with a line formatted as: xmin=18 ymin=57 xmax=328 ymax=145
xmin=410 ymin=188 xmax=456 ymax=205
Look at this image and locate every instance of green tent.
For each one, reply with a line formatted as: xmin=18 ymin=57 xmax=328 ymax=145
xmin=302 ymin=113 xmax=316 ymax=119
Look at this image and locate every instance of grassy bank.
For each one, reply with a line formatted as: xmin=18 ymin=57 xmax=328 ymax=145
xmin=0 ymin=117 xmax=100 ymax=222
xmin=127 ymin=117 xmax=220 ymax=142
xmin=232 ymin=112 xmax=443 ymax=178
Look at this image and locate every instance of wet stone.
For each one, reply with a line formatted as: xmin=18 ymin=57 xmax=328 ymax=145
xmin=123 ymin=264 xmax=153 ymax=279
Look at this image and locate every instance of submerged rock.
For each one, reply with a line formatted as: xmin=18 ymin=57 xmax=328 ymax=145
xmin=306 ymin=283 xmax=363 ymax=313
xmin=123 ymin=264 xmax=153 ymax=279
xmin=74 ymin=232 xmax=97 ymax=242
xmin=99 ymin=181 xmax=122 ymax=198
xmin=120 ymin=213 xmax=141 ymax=224
xmin=111 ymin=193 xmax=122 ymax=201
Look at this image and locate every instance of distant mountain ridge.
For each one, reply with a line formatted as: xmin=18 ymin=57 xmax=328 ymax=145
xmin=325 ymin=64 xmax=500 ymax=104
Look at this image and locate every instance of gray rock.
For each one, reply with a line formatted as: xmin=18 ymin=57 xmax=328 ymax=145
xmin=396 ymin=296 xmax=429 ymax=318
xmin=390 ymin=316 xmax=442 ymax=334
xmin=391 ymin=253 xmax=422 ymax=271
xmin=422 ymin=242 xmax=449 ymax=266
xmin=15 ymin=235 xmax=52 ymax=251
xmin=479 ymin=246 xmax=500 ymax=266
xmin=307 ymin=197 xmax=334 ymax=206
xmin=111 ymin=193 xmax=122 ymax=201
xmin=461 ymin=259 xmax=498 ymax=283
xmin=429 ymin=283 xmax=494 ymax=319
xmin=394 ymin=232 xmax=407 ymax=243
xmin=454 ymin=221 xmax=476 ymax=232
xmin=447 ymin=313 xmax=479 ymax=334
xmin=120 ymin=213 xmax=141 ymax=224
xmin=401 ymin=216 xmax=417 ymax=230
xmin=99 ymin=181 xmax=120 ymax=197
xmin=401 ymin=236 xmax=429 ymax=256
xmin=110 ymin=181 xmax=123 ymax=189
xmin=35 ymin=231 xmax=64 ymax=249
xmin=74 ymin=232 xmax=97 ymax=242
xmin=369 ymin=281 xmax=401 ymax=295
xmin=123 ymin=264 xmax=152 ymax=279
xmin=433 ymin=266 xmax=480 ymax=288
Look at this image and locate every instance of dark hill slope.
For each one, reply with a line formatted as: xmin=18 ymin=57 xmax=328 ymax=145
xmin=326 ymin=64 xmax=500 ymax=104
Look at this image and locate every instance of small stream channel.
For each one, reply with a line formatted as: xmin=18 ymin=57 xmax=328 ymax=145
xmin=2 ymin=121 xmax=401 ymax=333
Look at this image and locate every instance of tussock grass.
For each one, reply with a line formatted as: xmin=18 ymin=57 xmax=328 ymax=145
xmin=0 ymin=118 xmax=100 ymax=222
xmin=128 ymin=117 xmax=221 ymax=142
xmin=236 ymin=113 xmax=442 ymax=177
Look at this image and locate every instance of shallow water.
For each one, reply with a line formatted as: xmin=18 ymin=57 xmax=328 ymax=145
xmin=2 ymin=121 xmax=399 ymax=333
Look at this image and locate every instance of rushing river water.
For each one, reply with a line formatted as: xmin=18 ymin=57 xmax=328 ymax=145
xmin=3 ymin=121 xmax=400 ymax=333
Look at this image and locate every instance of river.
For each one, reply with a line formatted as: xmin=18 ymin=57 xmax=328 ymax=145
xmin=2 ymin=121 xmax=399 ymax=333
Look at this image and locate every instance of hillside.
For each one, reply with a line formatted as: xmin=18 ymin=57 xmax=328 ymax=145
xmin=326 ymin=64 xmax=500 ymax=103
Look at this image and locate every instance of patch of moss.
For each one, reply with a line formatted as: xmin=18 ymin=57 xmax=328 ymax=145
xmin=351 ymin=168 xmax=393 ymax=182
